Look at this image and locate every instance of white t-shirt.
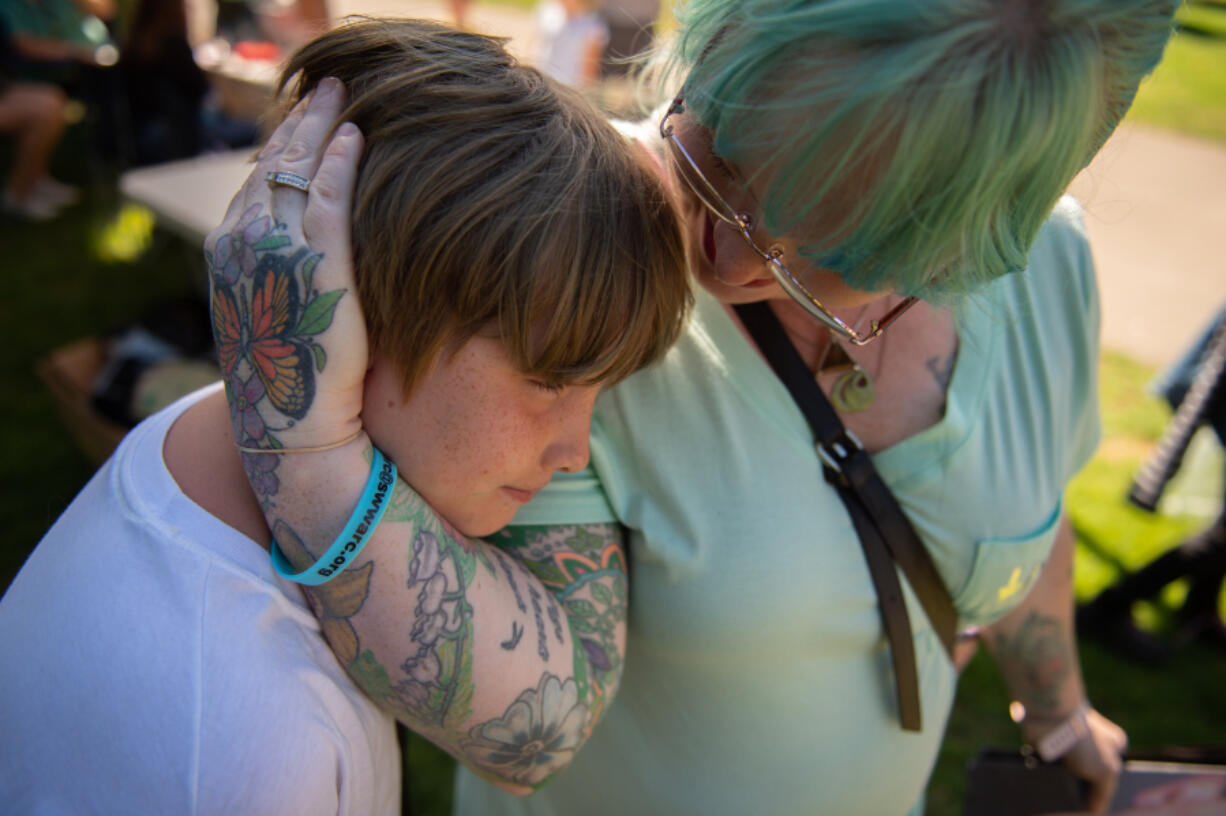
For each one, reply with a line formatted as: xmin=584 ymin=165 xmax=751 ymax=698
xmin=0 ymin=384 xmax=399 ymax=815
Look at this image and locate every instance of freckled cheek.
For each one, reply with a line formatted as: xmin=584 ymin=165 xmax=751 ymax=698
xmin=450 ymin=404 xmax=526 ymax=482
xmin=481 ymin=408 xmax=551 ymax=478
xmin=483 ymin=418 xmax=536 ymax=473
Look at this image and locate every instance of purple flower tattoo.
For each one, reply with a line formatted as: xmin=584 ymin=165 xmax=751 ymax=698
xmin=215 ymin=204 xmax=272 ymax=284
xmin=240 ymin=450 xmax=280 ymax=499
xmin=230 ymin=374 xmax=268 ymax=444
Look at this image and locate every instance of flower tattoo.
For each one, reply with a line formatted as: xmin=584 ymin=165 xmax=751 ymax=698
xmin=463 ymin=674 xmax=587 ymax=786
xmin=214 ymin=203 xmax=276 ymax=284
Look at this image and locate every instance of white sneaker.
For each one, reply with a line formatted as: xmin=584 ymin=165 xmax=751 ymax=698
xmin=2 ymin=189 xmax=62 ymax=221
xmin=34 ymin=177 xmax=80 ymax=207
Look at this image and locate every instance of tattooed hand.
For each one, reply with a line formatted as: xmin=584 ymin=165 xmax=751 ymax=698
xmin=204 ymin=77 xmax=368 ymax=470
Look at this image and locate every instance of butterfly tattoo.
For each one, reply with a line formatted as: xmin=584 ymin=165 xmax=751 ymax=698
xmin=207 ymin=208 xmax=346 ymax=432
xmin=213 ymin=252 xmax=316 ymax=418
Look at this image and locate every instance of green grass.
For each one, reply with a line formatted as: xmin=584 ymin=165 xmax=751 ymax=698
xmin=1065 ymin=353 xmax=1208 ymax=597
xmin=1179 ymin=0 xmax=1226 ymax=37
xmin=1126 ymin=1 xmax=1226 ymax=143
xmin=404 ymin=730 xmax=458 ymax=815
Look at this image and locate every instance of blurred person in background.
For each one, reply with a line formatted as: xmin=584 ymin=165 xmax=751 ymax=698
xmin=450 ymin=0 xmax=470 ymax=30
xmin=0 ymin=19 xmax=78 ymax=220
xmin=1 ymin=0 xmax=126 ymax=163
xmin=117 ymin=0 xmax=209 ymax=164
xmin=1 ymin=0 xmax=115 ymax=84
xmin=536 ymin=0 xmax=608 ymax=88
xmin=214 ymin=0 xmax=329 ymax=50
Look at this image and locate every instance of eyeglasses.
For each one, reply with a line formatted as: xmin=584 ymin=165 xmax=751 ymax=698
xmin=659 ymin=95 xmax=917 ymax=346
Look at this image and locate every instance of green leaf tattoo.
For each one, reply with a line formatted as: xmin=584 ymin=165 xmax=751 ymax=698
xmin=250 ymin=234 xmax=292 ymax=252
xmin=295 ymin=288 xmax=346 ymax=336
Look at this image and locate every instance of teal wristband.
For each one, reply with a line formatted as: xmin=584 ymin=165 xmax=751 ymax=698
xmin=270 ymin=447 xmax=396 ymax=585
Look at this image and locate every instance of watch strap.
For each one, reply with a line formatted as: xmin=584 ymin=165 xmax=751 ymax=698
xmin=1034 ymin=703 xmax=1092 ymax=763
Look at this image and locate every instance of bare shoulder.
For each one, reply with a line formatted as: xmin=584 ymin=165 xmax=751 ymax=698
xmin=163 ymin=389 xmax=271 ymax=547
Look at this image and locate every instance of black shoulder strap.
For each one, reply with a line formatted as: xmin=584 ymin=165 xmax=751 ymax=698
xmin=734 ymin=301 xmax=959 ymax=732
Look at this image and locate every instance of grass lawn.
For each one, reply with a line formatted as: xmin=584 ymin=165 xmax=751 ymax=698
xmin=1126 ymin=1 xmax=1226 ymax=144
xmin=1 ymin=4 xmax=1224 ymax=815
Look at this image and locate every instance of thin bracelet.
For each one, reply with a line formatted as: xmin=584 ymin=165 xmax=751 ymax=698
xmin=270 ymin=446 xmax=396 ymax=585
xmin=236 ymin=428 xmax=364 ymax=455
xmin=1012 ymin=700 xmax=1093 ymax=763
xmin=1034 ymin=702 xmax=1092 ymax=762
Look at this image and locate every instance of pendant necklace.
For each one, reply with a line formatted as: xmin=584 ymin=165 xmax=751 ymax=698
xmin=817 ymin=337 xmax=875 ymax=412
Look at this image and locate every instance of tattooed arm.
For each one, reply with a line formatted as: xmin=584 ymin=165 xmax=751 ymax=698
xmin=981 ymin=517 xmax=1128 ymax=812
xmin=274 ymin=471 xmax=628 ymax=794
xmin=204 ymin=81 xmax=626 ymax=793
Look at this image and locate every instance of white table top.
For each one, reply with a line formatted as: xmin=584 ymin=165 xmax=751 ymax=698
xmin=119 ymin=149 xmax=256 ymax=246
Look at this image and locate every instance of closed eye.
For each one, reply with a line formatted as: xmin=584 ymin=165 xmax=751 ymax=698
xmin=528 ymin=379 xmax=565 ymax=395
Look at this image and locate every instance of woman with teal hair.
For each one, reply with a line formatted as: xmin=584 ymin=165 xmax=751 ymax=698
xmin=208 ymin=1 xmax=1177 ymax=813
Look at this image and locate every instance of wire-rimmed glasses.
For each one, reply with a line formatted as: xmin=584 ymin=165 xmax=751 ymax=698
xmin=659 ymin=95 xmax=917 ymax=346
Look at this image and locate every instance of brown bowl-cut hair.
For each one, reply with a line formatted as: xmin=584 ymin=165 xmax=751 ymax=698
xmin=280 ymin=17 xmax=691 ymax=397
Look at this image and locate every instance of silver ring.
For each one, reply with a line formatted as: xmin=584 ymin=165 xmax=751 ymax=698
xmin=265 ymin=170 xmax=311 ymax=192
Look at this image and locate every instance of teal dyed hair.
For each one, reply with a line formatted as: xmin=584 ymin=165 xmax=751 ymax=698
xmin=668 ymin=0 xmax=1176 ymax=298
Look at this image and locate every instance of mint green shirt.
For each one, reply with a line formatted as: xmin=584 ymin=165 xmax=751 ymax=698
xmin=456 ymin=197 xmax=1100 ymax=815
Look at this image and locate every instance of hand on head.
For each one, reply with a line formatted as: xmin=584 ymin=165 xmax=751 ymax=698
xmin=204 ymin=79 xmax=368 ymax=455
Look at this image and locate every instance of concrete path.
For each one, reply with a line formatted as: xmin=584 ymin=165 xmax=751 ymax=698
xmin=1070 ymin=124 xmax=1226 ymax=367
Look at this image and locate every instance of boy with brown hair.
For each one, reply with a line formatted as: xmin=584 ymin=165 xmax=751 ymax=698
xmin=0 ymin=18 xmax=689 ymax=813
